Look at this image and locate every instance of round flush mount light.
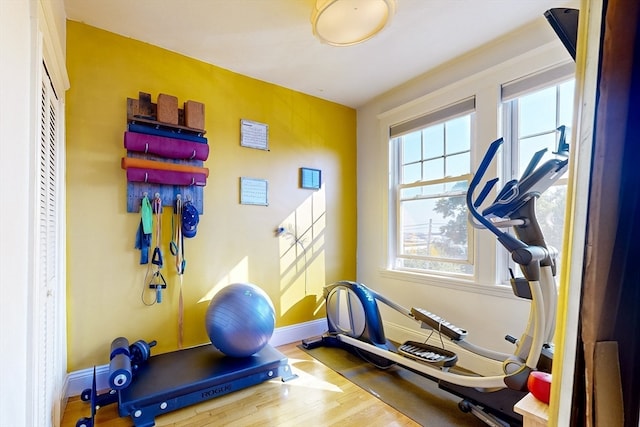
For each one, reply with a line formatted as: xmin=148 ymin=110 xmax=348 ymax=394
xmin=311 ymin=0 xmax=396 ymax=47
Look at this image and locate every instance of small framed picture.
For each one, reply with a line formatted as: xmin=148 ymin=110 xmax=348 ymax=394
xmin=240 ymin=177 xmax=268 ymax=206
xmin=300 ymin=167 xmax=321 ymax=190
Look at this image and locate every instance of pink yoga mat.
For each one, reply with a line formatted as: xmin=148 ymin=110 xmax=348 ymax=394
xmin=126 ymin=167 xmax=207 ymax=186
xmin=124 ymin=131 xmax=209 ymax=161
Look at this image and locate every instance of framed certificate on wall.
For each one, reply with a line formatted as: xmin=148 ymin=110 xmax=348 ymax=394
xmin=240 ymin=177 xmax=268 ymax=206
xmin=240 ymin=119 xmax=269 ymax=150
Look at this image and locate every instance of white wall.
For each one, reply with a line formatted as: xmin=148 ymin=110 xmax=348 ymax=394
xmin=0 ymin=1 xmax=68 ymax=426
xmin=356 ymin=17 xmax=575 ymax=370
xmin=0 ymin=1 xmax=37 ymax=425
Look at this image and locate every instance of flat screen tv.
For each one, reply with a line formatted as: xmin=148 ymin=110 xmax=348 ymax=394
xmin=544 ymin=8 xmax=579 ymax=61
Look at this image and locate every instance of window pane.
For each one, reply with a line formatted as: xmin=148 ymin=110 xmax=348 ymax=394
xmin=402 ymin=132 xmax=422 ymax=164
xmin=446 ymin=152 xmax=470 ymax=176
xmin=399 ymin=179 xmax=465 ymax=201
xmin=400 ymin=184 xmax=444 ymax=200
xmin=402 ymin=162 xmax=421 ymax=184
xmin=518 ymin=133 xmax=556 ymax=176
xmin=519 ymin=86 xmax=557 ymax=136
xmin=423 ymin=158 xmax=444 ymax=181
xmin=400 ymin=196 xmax=469 ymax=261
xmin=397 ymin=258 xmax=473 ymax=275
xmin=558 ymin=80 xmax=575 ymax=128
xmin=423 ymin=124 xmax=444 ymax=158
xmin=396 ymin=258 xmax=473 ymax=275
xmin=536 ymin=185 xmax=567 ymax=272
xmin=537 ymin=185 xmax=567 ymax=246
xmin=444 ymin=179 xmax=468 ymax=193
xmin=400 ymin=186 xmax=423 ymax=199
xmin=445 ymin=116 xmax=471 ymax=154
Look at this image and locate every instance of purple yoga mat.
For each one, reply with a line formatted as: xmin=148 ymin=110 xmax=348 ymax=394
xmin=124 ymin=131 xmax=209 ymax=161
xmin=126 ymin=167 xmax=207 ymax=186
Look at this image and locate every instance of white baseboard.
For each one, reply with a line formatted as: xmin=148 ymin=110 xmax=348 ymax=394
xmin=62 ymin=318 xmax=328 ymax=399
xmin=269 ymin=318 xmax=328 ymax=347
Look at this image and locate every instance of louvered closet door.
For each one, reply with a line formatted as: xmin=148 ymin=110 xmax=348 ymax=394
xmin=35 ymin=63 xmax=62 ymax=427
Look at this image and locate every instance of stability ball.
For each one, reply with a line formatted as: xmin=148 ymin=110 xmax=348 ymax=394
xmin=205 ymin=283 xmax=275 ymax=357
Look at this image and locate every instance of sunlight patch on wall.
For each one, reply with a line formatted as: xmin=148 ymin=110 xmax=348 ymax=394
xmin=312 ymin=186 xmax=326 ymax=222
xmin=306 ymin=250 xmax=326 ymax=297
xmin=197 ymin=256 xmax=249 ymax=303
xmin=278 ymin=188 xmax=327 ymax=315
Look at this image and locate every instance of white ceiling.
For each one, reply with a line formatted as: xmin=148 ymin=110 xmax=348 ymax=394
xmin=63 ymin=0 xmax=578 ymax=108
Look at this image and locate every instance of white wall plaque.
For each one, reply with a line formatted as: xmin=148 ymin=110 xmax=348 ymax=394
xmin=240 ymin=119 xmax=269 ymax=150
xmin=240 ymin=177 xmax=268 ymax=206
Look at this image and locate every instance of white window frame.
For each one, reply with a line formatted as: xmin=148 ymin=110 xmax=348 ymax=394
xmin=390 ymin=99 xmax=476 ymax=278
xmin=377 ymin=46 xmax=575 ymax=293
xmin=499 ymin=65 xmax=575 ymax=283
xmin=387 ymin=96 xmax=480 ymax=282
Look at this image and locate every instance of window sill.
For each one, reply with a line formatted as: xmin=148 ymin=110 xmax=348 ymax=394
xmin=379 ymin=268 xmax=518 ymax=300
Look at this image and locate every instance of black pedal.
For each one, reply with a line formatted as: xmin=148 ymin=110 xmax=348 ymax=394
xmin=411 ymin=307 xmax=468 ymax=341
xmin=398 ymin=341 xmax=458 ymax=368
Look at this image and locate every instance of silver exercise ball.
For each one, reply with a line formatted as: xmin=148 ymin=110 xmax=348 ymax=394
xmin=205 ymin=283 xmax=275 ymax=357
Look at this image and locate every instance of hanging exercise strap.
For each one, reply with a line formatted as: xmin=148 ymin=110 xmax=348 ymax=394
xmin=151 ymin=195 xmax=163 ymax=270
xmin=135 ymin=194 xmax=153 ymax=264
xmin=142 ymin=194 xmax=166 ymax=305
xmin=172 ymin=195 xmax=186 ymax=348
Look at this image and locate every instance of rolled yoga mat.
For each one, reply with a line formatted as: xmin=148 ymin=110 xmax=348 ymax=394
xmin=124 ymin=131 xmax=209 ymax=161
xmin=126 ymin=167 xmax=207 ymax=186
xmin=121 ymin=157 xmax=209 ymax=177
xmin=128 ymin=123 xmax=208 ymax=144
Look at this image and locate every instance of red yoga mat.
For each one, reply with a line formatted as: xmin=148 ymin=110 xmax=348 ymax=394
xmin=124 ymin=131 xmax=209 ymax=161
xmin=121 ymin=157 xmax=209 ymax=177
xmin=126 ymin=167 xmax=207 ymax=186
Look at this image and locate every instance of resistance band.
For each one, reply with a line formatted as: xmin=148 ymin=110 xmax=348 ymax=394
xmin=171 ymin=196 xmax=186 ymax=348
xmin=142 ymin=195 xmax=166 ymax=306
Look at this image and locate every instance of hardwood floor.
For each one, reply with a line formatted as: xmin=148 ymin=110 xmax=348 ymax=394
xmin=61 ymin=343 xmax=420 ymax=427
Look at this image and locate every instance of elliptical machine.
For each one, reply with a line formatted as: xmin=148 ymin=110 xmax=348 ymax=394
xmin=304 ymin=128 xmax=568 ymax=426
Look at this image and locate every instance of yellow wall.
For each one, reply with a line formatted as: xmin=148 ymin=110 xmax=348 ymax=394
xmin=65 ymin=21 xmax=356 ymax=371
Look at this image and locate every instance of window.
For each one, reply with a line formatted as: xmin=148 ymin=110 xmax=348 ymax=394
xmin=384 ymin=62 xmax=574 ymax=287
xmin=502 ymin=74 xmax=575 ymax=277
xmin=390 ymin=98 xmax=475 ymax=276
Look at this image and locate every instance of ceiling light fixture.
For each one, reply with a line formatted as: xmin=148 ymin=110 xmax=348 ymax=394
xmin=311 ymin=0 xmax=396 ymax=47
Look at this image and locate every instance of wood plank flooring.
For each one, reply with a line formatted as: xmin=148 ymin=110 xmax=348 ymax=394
xmin=61 ymin=343 xmax=420 ymax=427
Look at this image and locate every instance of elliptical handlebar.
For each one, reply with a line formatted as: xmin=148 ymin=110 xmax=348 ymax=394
xmin=466 ymin=138 xmax=529 ymax=255
xmin=467 ymin=130 xmax=569 ymax=270
xmin=467 ymin=138 xmax=503 ymax=231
